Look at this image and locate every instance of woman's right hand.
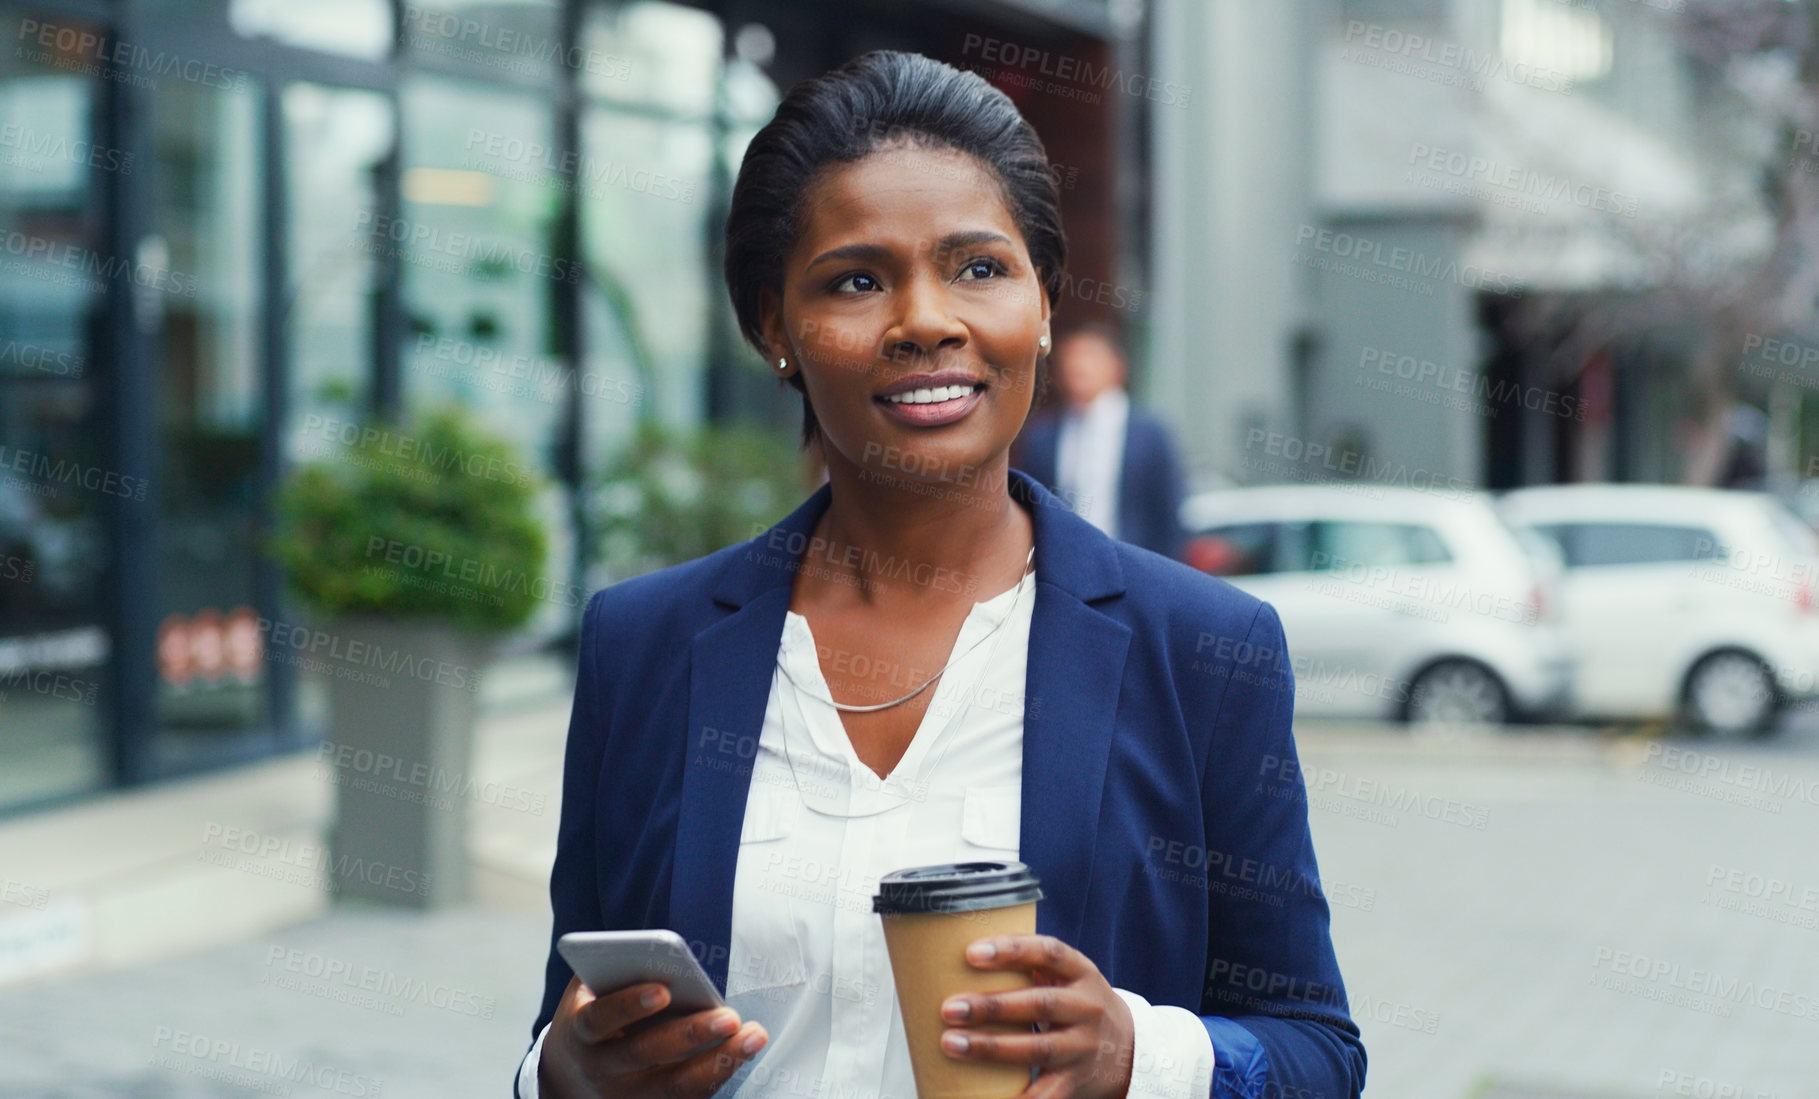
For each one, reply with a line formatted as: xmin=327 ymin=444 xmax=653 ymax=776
xmin=539 ymin=975 xmax=770 ymax=1099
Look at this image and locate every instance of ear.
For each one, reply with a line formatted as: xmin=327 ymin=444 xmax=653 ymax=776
xmin=758 ymin=284 xmax=796 ymax=376
xmin=1030 ymin=274 xmax=1053 ymax=371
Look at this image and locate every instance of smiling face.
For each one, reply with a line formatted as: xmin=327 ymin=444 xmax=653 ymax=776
xmin=760 ymin=142 xmax=1051 ymax=487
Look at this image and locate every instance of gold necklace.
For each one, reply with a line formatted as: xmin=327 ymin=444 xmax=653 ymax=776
xmin=771 ymin=549 xmax=1034 ymax=819
xmin=776 ymin=546 xmax=1033 ymax=712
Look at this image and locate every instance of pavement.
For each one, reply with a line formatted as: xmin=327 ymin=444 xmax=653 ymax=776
xmin=1306 ymin=715 xmax=1819 ymax=1099
xmin=2 ymin=675 xmax=1817 ymax=1099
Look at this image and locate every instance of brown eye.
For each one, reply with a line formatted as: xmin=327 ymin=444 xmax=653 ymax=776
xmin=957 ymin=259 xmax=1005 ymax=281
xmin=832 ymin=273 xmax=881 ymax=293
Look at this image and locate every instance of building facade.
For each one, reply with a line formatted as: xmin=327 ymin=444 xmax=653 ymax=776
xmin=0 ymin=0 xmax=1148 ymax=813
xmin=1147 ymin=0 xmax=1807 ymax=499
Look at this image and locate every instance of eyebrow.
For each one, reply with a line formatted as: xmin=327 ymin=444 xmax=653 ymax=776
xmin=805 ymin=230 xmax=1016 ymax=270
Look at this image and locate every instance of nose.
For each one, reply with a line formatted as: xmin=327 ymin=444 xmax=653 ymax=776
xmin=882 ymin=271 xmax=968 ymax=362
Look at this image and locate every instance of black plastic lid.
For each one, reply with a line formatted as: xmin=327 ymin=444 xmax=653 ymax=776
xmin=872 ymin=861 xmax=1043 ymax=915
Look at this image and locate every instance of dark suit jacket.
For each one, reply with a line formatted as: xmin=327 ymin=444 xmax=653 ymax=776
xmin=1016 ymin=401 xmax=1187 ymax=560
xmin=522 ymin=469 xmax=1365 ymax=1099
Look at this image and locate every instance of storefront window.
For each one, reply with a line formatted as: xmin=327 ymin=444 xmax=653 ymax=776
xmin=397 ymin=72 xmax=572 ymax=633
xmin=148 ymin=72 xmax=271 ymax=760
xmin=280 ymin=82 xmax=393 ymax=736
xmin=399 ymin=73 xmax=563 ymax=464
xmin=0 ymin=12 xmax=112 ymax=809
xmin=230 ymin=0 xmax=394 ymax=61
xmin=282 ymin=83 xmax=391 ymax=439
xmin=582 ymin=1 xmax=720 ymax=114
xmin=401 ymin=0 xmax=561 ymax=85
xmin=579 ymin=110 xmax=712 ymax=443
xmin=574 ymin=1 xmax=771 ymax=475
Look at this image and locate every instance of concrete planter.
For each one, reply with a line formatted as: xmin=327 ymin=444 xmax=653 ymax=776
xmin=318 ymin=617 xmax=493 ymax=909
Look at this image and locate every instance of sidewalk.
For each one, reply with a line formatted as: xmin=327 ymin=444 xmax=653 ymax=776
xmin=3 ymin=708 xmax=1815 ymax=1098
xmin=0 ymin=657 xmax=572 ymax=1099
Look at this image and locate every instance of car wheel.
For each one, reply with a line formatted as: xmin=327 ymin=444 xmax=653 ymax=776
xmin=1682 ymin=651 xmax=1778 ymax=738
xmin=1405 ymin=660 xmax=1510 ymax=726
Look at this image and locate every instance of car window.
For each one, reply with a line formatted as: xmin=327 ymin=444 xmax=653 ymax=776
xmin=1192 ymin=522 xmax=1276 ymax=576
xmin=1302 ymin=521 xmax=1454 ymax=572
xmin=1406 ymin=525 xmax=1452 ymax=564
xmin=1508 ymin=524 xmax=1564 ymax=576
xmin=1765 ymin=504 xmax=1819 ymax=555
xmin=1533 ymin=522 xmax=1723 ymax=568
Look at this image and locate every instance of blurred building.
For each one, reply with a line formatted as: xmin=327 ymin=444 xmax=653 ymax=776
xmin=1147 ymin=0 xmax=1802 ymax=496
xmin=0 ymin=0 xmax=1148 ymax=813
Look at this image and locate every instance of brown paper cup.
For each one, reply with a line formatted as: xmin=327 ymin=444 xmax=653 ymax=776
xmin=874 ymin=862 xmax=1044 ymax=1099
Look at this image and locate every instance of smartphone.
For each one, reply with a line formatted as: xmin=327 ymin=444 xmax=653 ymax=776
xmin=557 ymin=929 xmax=728 ymax=1032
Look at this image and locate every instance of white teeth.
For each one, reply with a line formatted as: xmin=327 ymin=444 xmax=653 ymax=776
xmin=886 ymin=384 xmax=977 ymax=405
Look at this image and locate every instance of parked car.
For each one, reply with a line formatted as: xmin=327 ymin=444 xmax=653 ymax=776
xmin=1787 ymin=480 xmax=1819 ymax=532
xmin=1499 ymin=485 xmax=1819 ymax=736
xmin=1180 ymin=485 xmax=1572 ymax=724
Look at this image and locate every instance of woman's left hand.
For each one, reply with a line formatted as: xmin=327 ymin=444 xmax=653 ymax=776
xmin=939 ymin=934 xmax=1135 ymax=1099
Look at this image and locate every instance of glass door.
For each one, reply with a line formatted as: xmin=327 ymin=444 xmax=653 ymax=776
xmin=0 ymin=8 xmax=111 ymax=810
xmin=278 ymin=79 xmax=393 ymax=737
xmin=145 ymin=69 xmax=272 ymax=766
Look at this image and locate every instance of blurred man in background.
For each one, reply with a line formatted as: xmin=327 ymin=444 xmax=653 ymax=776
xmin=1016 ymin=324 xmax=1186 ymax=560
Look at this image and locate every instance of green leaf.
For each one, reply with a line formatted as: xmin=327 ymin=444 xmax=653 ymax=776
xmin=268 ymin=406 xmax=551 ymax=632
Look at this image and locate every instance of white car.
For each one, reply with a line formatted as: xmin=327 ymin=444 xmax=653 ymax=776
xmin=1180 ymin=485 xmax=1573 ymax=724
xmin=1499 ymin=485 xmax=1819 ymax=736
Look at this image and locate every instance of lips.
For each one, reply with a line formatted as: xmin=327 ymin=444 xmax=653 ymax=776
xmin=880 ymin=382 xmax=982 ymax=406
xmin=873 ymin=371 xmax=988 ymax=428
xmin=875 ymin=371 xmax=986 ymax=402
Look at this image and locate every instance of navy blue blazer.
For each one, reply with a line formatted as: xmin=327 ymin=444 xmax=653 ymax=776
xmin=524 ymin=469 xmax=1364 ymax=1099
xmin=1015 ymin=405 xmax=1187 ymax=561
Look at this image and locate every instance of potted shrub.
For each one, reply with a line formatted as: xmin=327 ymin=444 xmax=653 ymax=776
xmin=270 ymin=405 xmax=548 ymax=908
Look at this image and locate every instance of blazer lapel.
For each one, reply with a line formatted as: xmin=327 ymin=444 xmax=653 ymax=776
xmin=1011 ymin=473 xmax=1132 ymax=949
xmin=669 ymin=484 xmax=831 ymax=995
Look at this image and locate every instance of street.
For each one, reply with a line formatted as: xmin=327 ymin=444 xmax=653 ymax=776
xmin=1308 ymin=709 xmax=1819 ymax=1099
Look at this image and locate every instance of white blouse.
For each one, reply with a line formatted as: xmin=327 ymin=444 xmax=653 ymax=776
xmin=521 ymin=564 xmax=1215 ymax=1099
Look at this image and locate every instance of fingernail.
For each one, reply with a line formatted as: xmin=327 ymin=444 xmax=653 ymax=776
xmin=942 ymin=1032 xmax=969 ymax=1055
xmin=712 ymin=1013 xmax=739 ymax=1036
xmin=966 ymin=940 xmax=995 ymax=962
xmin=641 ymin=987 xmax=665 ymax=1009
xmin=942 ymin=998 xmax=970 ymax=1021
xmin=742 ymin=1031 xmax=767 ymax=1055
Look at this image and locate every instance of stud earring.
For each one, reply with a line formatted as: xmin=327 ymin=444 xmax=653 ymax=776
xmin=776 ymin=357 xmax=789 ymax=371
xmin=1038 ymin=335 xmax=1051 ymax=352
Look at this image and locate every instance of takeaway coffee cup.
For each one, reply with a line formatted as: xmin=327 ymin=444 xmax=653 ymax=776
xmin=873 ymin=861 xmax=1044 ymax=1099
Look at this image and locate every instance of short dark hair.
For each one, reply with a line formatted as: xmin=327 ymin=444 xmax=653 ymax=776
xmin=724 ymin=49 xmax=1068 ymax=446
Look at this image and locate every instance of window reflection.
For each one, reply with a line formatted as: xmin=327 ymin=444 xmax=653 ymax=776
xmin=579 ymin=110 xmax=711 ymax=439
xmin=399 ymin=73 xmax=562 ymax=465
xmin=582 ymin=1 xmax=720 ymax=113
xmin=283 ymin=83 xmax=391 ymax=445
xmin=150 ymin=74 xmax=270 ymax=747
xmin=231 ymin=0 xmax=393 ymax=61
xmin=398 ymin=73 xmax=572 ymax=634
xmin=401 ymin=0 xmax=561 ymax=83
xmin=0 ymin=27 xmax=108 ymax=808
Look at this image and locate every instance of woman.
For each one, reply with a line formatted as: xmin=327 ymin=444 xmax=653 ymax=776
xmin=520 ymin=50 xmax=1365 ymax=1099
